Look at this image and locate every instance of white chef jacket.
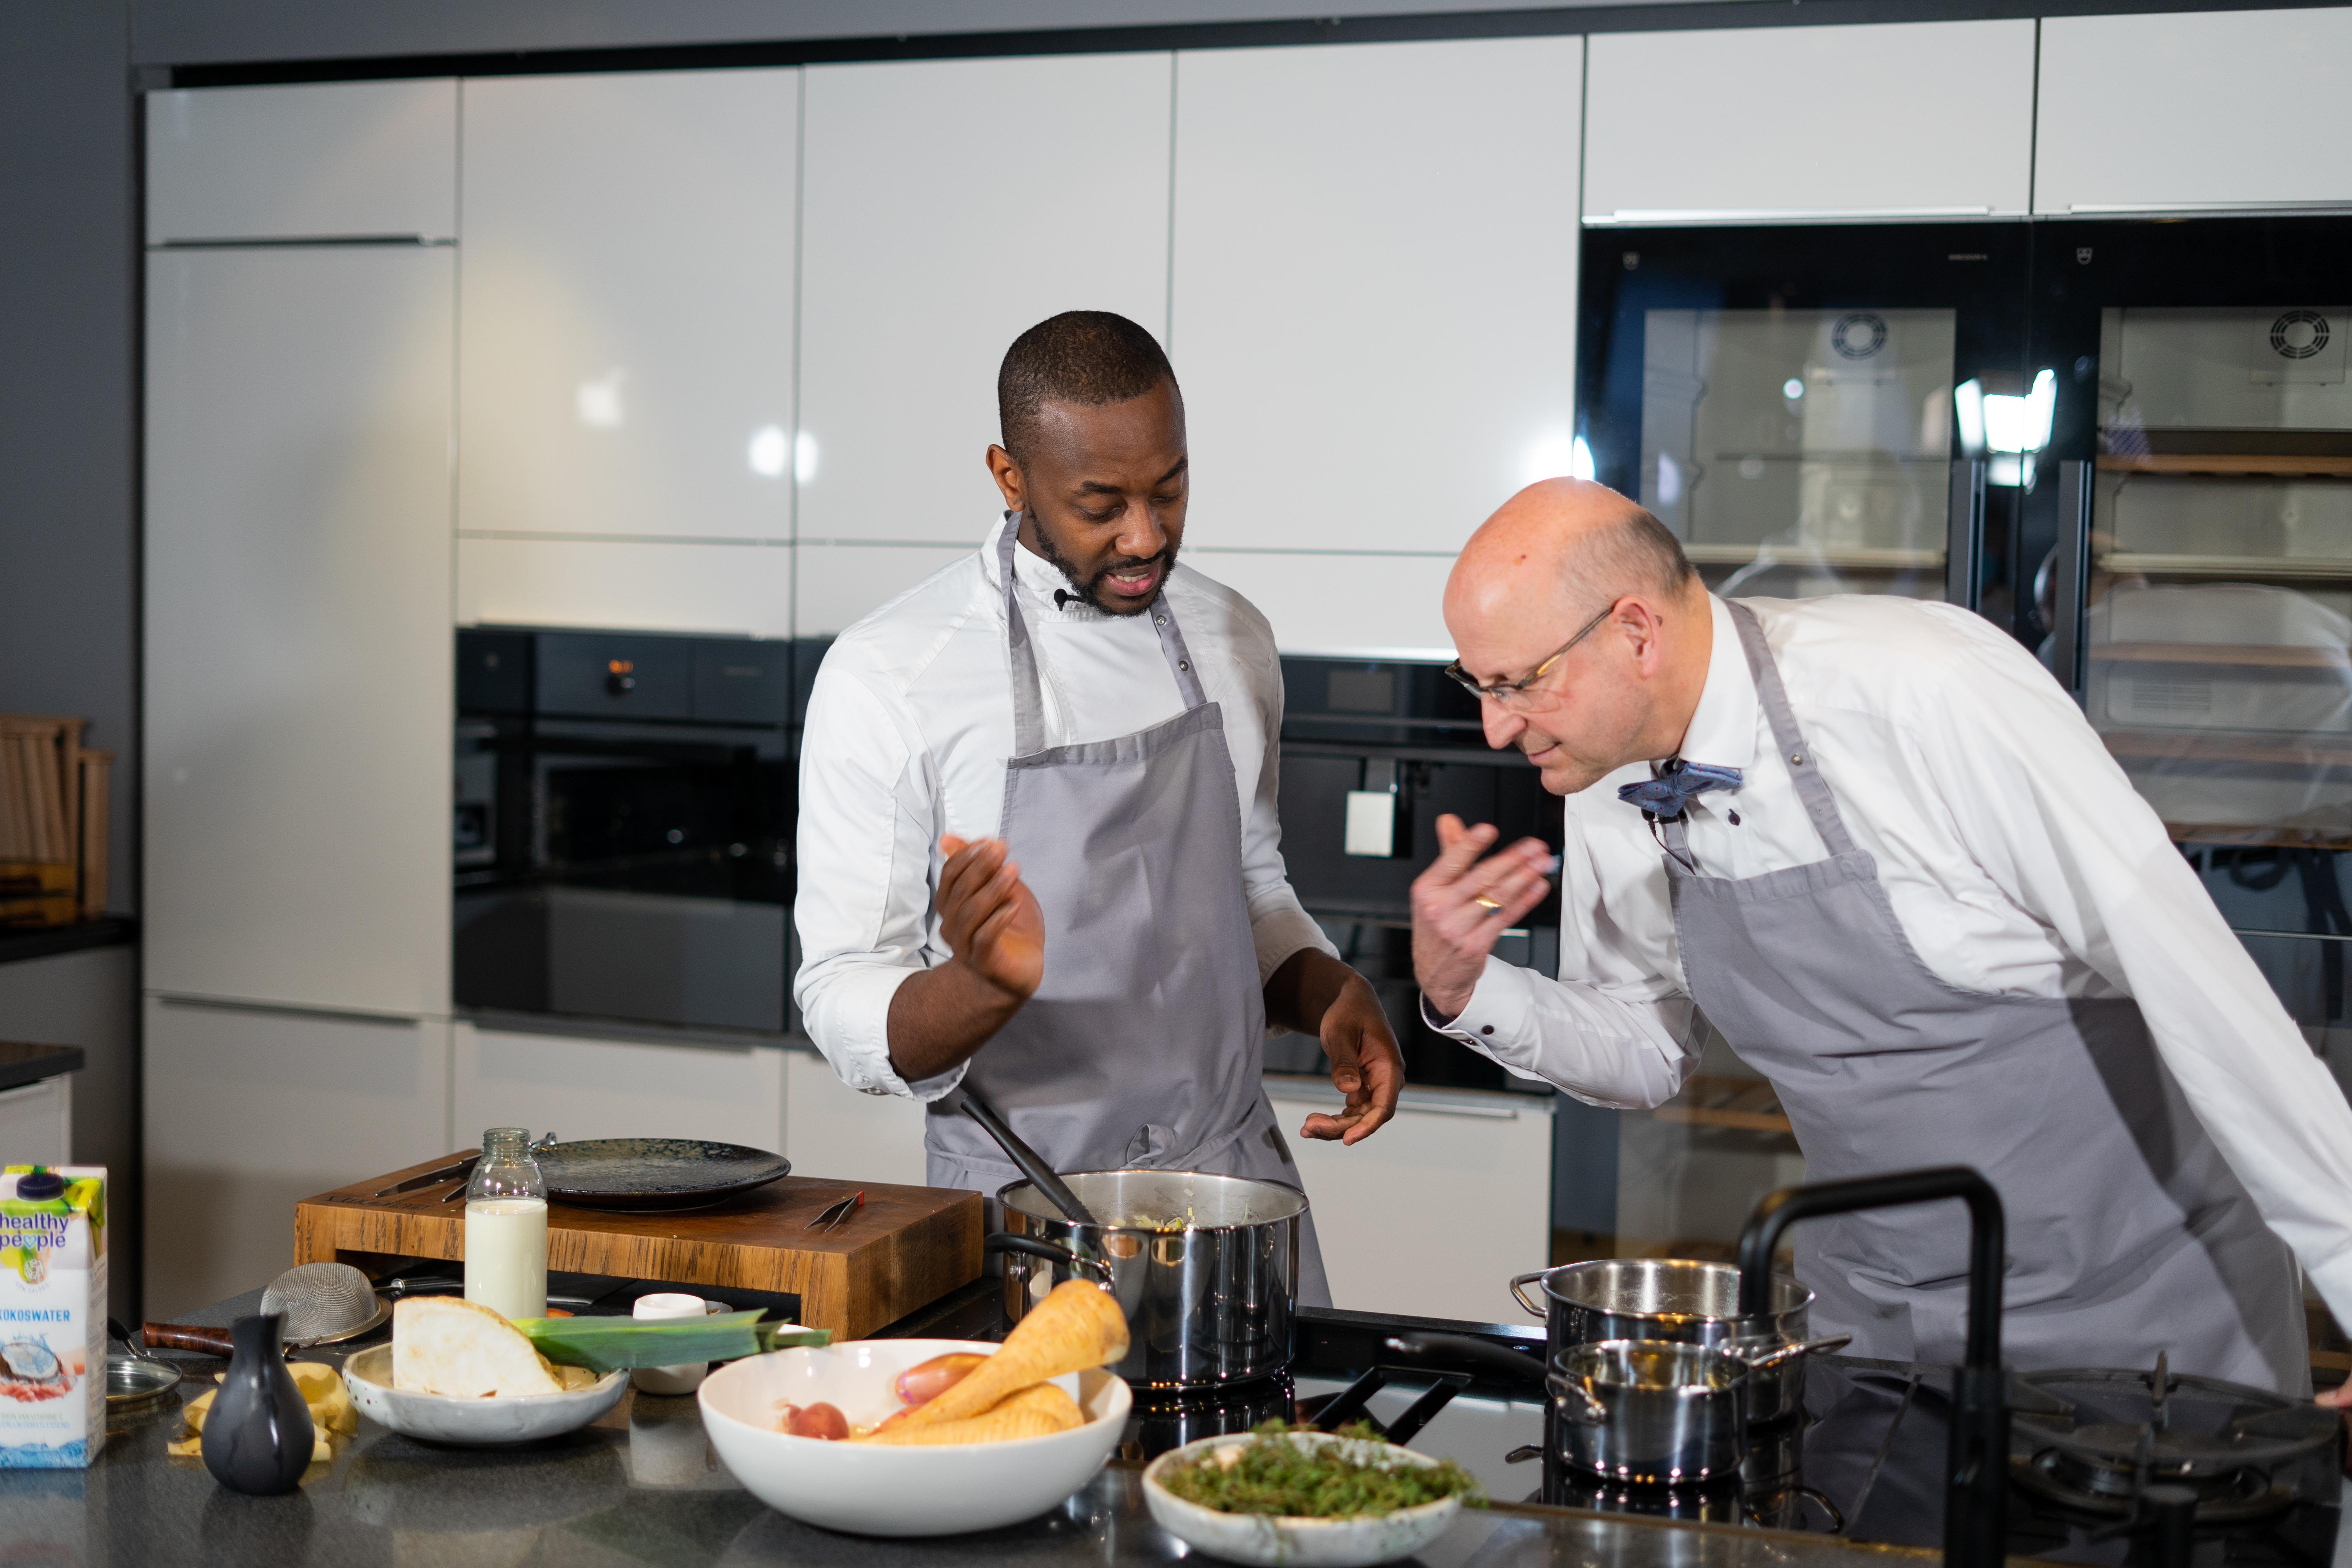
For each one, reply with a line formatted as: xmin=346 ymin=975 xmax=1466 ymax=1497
xmin=1436 ymin=592 xmax=2352 ymax=1326
xmin=793 ymin=518 xmax=1338 ymax=1101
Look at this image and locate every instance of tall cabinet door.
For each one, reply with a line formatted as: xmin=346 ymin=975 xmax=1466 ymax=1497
xmin=144 ymin=246 xmax=454 ymax=1015
xmin=457 ymin=70 xmax=799 ymax=636
xmin=795 ymin=54 xmax=1174 ymax=635
xmin=1170 ymin=38 xmax=1583 ymax=657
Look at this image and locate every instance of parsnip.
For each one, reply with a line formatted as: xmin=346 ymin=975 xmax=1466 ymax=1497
xmin=892 ymin=1280 xmax=1127 ymax=1430
xmin=854 ymin=1381 xmax=1083 ymax=1446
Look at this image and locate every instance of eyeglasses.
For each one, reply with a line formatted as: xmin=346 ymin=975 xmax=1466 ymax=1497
xmin=1442 ymin=599 xmax=1620 ymax=710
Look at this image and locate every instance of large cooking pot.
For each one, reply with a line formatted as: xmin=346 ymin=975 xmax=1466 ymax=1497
xmin=1510 ymin=1258 xmax=1844 ymax=1427
xmin=996 ymin=1169 xmax=1304 ymax=1391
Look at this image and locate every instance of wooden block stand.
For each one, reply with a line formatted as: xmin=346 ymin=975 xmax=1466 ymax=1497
xmin=296 ymin=1157 xmax=982 ymax=1340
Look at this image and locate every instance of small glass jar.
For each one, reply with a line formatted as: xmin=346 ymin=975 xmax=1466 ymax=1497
xmin=464 ymin=1128 xmax=549 ymax=1321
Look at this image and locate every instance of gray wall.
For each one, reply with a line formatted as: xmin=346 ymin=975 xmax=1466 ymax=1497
xmin=0 ymin=1 xmax=137 ymax=917
xmin=0 ymin=947 xmax=140 ymax=1315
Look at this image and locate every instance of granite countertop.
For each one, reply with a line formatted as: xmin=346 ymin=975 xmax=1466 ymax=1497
xmin=0 ymin=1039 xmax=85 ymax=1093
xmin=0 ymin=1284 xmax=1937 ymax=1568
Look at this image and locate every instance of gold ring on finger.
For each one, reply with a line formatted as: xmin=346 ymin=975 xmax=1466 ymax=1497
xmin=1473 ymin=896 xmax=1502 ymax=911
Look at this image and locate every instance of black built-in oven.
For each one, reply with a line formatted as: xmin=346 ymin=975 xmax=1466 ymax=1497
xmin=454 ymin=627 xmax=823 ymax=1037
xmin=1275 ymin=656 xmax=1564 ymax=1053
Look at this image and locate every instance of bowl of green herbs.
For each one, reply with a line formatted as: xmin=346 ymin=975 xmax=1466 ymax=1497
xmin=1142 ymin=1421 xmax=1481 ymax=1566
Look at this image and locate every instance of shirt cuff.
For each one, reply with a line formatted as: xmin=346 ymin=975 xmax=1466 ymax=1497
xmin=803 ymin=964 xmax=967 ymax=1103
xmin=1421 ymin=955 xmax=1536 ymax=1046
xmin=1249 ymin=901 xmax=1340 ymax=989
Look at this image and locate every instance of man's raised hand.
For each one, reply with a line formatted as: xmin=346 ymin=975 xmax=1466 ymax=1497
xmin=936 ymin=835 xmax=1045 ymax=1002
xmin=1409 ymin=814 xmax=1555 ymax=1019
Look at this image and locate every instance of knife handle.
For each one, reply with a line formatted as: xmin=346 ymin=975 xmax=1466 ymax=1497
xmin=142 ymin=1323 xmax=236 ymax=1356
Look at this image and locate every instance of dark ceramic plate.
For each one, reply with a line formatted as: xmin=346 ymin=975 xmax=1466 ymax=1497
xmin=539 ymin=1138 xmax=792 ymax=1212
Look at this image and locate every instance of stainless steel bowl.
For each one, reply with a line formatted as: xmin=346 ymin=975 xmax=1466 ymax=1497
xmin=998 ymin=1169 xmax=1305 ymax=1391
xmin=1511 ymin=1257 xmax=1829 ymax=1426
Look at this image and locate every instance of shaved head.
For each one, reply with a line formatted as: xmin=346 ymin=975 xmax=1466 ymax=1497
xmin=1447 ymin=479 xmax=1694 ymax=633
xmin=1445 ymin=479 xmax=1713 ymax=796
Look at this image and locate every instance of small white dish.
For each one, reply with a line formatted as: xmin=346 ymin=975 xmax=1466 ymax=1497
xmin=629 ymin=1292 xmax=709 ymax=1396
xmin=698 ymin=1338 xmax=1129 ymax=1536
xmin=1142 ymin=1431 xmax=1465 ymax=1568
xmin=341 ymin=1344 xmax=626 ymax=1445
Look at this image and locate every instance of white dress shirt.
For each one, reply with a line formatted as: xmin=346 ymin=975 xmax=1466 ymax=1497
xmin=1436 ymin=592 xmax=2352 ymax=1327
xmin=793 ymin=518 xmax=1337 ymax=1101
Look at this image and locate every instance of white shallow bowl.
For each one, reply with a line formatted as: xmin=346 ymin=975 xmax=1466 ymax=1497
xmin=341 ymin=1345 xmax=628 ymax=1445
xmin=1142 ymin=1432 xmax=1465 ymax=1568
xmin=698 ymin=1338 xmax=1130 ymax=1536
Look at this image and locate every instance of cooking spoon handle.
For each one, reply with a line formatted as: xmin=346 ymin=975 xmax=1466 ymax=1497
xmin=142 ymin=1323 xmax=236 ymax=1357
xmin=957 ymin=1091 xmax=1098 ymax=1226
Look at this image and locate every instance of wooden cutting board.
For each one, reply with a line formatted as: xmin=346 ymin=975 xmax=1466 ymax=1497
xmin=294 ymin=1155 xmax=983 ymax=1339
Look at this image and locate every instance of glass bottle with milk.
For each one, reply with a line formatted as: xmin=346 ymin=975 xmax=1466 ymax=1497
xmin=464 ymin=1128 xmax=548 ymax=1320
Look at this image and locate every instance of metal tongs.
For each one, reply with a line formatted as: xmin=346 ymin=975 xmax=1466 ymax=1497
xmin=802 ymin=1191 xmax=864 ymax=1233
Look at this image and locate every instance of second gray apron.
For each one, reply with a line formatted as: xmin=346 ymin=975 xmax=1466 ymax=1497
xmin=1657 ymin=600 xmax=2305 ymax=1392
xmin=925 ymin=515 xmax=1330 ymax=1307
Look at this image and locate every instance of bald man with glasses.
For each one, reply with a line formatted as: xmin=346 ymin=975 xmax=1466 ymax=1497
xmin=1412 ymin=477 xmax=2352 ymax=1409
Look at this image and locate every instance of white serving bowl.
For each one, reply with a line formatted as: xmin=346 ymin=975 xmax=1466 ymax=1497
xmin=1142 ymin=1432 xmax=1466 ymax=1568
xmin=697 ymin=1338 xmax=1130 ymax=1536
xmin=341 ymin=1345 xmax=628 ymax=1445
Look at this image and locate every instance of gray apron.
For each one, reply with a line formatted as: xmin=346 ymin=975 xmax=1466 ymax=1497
xmin=1657 ymin=601 xmax=2305 ymax=1392
xmin=924 ymin=515 xmax=1330 ymax=1307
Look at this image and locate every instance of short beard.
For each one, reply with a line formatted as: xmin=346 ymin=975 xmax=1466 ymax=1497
xmin=1028 ymin=513 xmax=1178 ymax=616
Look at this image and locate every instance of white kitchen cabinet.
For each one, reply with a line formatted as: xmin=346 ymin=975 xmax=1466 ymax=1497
xmin=457 ymin=535 xmax=794 ymax=637
xmin=1584 ymin=22 xmax=2036 ymax=223
xmin=1169 ymin=36 xmax=1580 ymax=626
xmin=793 ymin=541 xmax=973 ymax=638
xmin=146 ymin=79 xmax=457 ymax=243
xmin=453 ymin=1022 xmax=784 ymax=1151
xmin=145 ymin=247 xmax=454 ymax=1016
xmin=796 ymin=54 xmax=1173 ymax=549
xmin=782 ymin=1048 xmax=928 ymax=1188
xmin=1265 ymin=1079 xmax=1552 ymax=1323
xmin=458 ymin=70 xmax=798 ymax=543
xmin=2036 ymin=9 xmax=2352 ymax=214
xmin=143 ymin=997 xmax=451 ymax=1319
xmin=1188 ymin=551 xmax=1455 ymax=660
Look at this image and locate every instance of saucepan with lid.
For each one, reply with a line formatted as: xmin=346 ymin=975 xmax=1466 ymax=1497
xmin=961 ymin=1092 xmax=1303 ymax=1392
xmin=1508 ymin=1258 xmax=1847 ymax=1426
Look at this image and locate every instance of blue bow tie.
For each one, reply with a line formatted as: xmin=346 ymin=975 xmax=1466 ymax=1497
xmin=1618 ymin=760 xmax=1743 ymax=818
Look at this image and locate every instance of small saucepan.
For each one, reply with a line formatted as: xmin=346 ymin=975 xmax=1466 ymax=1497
xmin=1509 ymin=1258 xmax=1848 ymax=1426
xmin=1385 ymin=1332 xmax=1765 ymax=1486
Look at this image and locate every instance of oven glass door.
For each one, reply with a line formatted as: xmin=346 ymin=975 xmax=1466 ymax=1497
xmin=1580 ymin=223 xmax=2035 ymax=634
xmin=2041 ymin=218 xmax=2352 ymax=1115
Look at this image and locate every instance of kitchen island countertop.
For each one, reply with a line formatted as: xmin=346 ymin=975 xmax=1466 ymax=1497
xmin=0 ymin=1284 xmax=1937 ymax=1568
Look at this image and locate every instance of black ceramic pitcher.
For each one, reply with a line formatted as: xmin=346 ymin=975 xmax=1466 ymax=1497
xmin=200 ymin=1312 xmax=314 ymax=1495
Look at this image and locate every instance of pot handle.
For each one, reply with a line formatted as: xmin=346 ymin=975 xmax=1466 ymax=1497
xmin=1543 ymin=1369 xmax=1610 ymax=1427
xmin=1736 ymin=1332 xmax=1854 ymax=1372
xmin=1507 ymin=1269 xmax=1557 ymax=1319
xmin=985 ymin=1232 xmax=1114 ymax=1288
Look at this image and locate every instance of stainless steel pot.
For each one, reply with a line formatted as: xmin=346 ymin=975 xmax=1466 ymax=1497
xmin=1510 ymin=1258 xmax=1845 ymax=1426
xmin=996 ymin=1169 xmax=1305 ymax=1391
xmin=1551 ymin=1339 xmax=1753 ymax=1484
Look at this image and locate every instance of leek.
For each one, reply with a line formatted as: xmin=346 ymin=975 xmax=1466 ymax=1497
xmin=511 ymin=1310 xmax=831 ymax=1372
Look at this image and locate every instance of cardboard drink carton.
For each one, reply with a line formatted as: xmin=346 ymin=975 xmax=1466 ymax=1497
xmin=0 ymin=1166 xmax=105 ymax=1466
